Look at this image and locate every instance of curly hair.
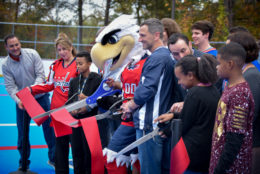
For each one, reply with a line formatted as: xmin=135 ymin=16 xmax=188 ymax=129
xmin=227 ymin=32 xmax=259 ymax=63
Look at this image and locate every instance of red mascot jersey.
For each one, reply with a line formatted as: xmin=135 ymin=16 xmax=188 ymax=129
xmin=31 ymin=58 xmax=78 ymax=109
xmin=121 ymin=57 xmax=147 ymax=127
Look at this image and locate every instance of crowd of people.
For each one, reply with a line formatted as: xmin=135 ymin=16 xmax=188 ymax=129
xmin=2 ymin=15 xmax=260 ymax=174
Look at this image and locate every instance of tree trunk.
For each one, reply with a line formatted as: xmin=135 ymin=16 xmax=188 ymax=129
xmin=104 ymin=0 xmax=111 ymax=25
xmin=171 ymin=0 xmax=175 ymax=19
xmin=224 ymin=0 xmax=234 ymax=29
xmin=15 ymin=0 xmax=20 ymax=22
xmin=78 ymin=0 xmax=83 ymax=50
xmin=136 ymin=0 xmax=141 ymax=25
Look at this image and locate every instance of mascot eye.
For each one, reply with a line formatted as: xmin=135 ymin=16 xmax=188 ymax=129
xmin=108 ymin=35 xmax=119 ymax=44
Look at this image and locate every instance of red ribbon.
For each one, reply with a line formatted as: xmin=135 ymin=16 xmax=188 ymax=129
xmin=50 ymin=109 xmax=74 ymax=137
xmin=170 ymin=137 xmax=190 ymax=174
xmin=16 ymin=88 xmax=48 ymax=126
xmin=81 ymin=117 xmax=104 ymax=174
xmin=51 ymin=108 xmax=81 ymax=128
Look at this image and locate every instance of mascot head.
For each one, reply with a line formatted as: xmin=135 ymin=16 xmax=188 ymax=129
xmin=91 ymin=15 xmax=145 ymax=80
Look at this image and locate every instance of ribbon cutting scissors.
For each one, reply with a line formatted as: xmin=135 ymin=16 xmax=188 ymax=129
xmin=33 ymin=79 xmax=121 ymax=120
xmin=70 ymin=97 xmax=132 ymax=126
xmin=115 ymin=121 xmax=171 ymax=157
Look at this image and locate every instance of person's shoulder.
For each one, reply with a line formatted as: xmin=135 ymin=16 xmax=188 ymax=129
xmin=206 ymin=49 xmax=218 ymax=57
xmin=188 ymin=85 xmax=219 ymax=97
xmin=51 ymin=58 xmax=63 ymax=66
xmin=89 ymin=72 xmax=101 ymax=79
xmin=153 ymin=47 xmax=170 ymax=55
xmin=151 ymin=47 xmax=172 ymax=61
xmin=21 ymin=48 xmax=39 ymax=55
xmin=69 ymin=76 xmax=79 ymax=84
xmin=1 ymin=56 xmax=9 ymax=64
xmin=193 ymin=48 xmax=204 ymax=58
xmin=228 ymin=82 xmax=252 ymax=97
xmin=187 ymin=86 xmax=202 ymax=96
xmin=1 ymin=56 xmax=9 ymax=69
xmin=244 ymin=67 xmax=260 ymax=75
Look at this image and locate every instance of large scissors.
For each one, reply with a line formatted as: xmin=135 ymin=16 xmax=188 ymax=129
xmin=70 ymin=97 xmax=132 ymax=126
xmin=33 ymin=79 xmax=121 ymax=120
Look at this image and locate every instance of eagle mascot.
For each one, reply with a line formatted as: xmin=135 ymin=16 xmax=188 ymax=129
xmin=91 ymin=15 xmax=147 ymax=174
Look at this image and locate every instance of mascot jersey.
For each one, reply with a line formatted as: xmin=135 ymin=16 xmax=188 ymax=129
xmin=31 ymin=58 xmax=78 ymax=109
xmin=121 ymin=56 xmax=147 ymax=127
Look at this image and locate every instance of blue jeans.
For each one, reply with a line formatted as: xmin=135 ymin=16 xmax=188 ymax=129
xmin=136 ymin=129 xmax=171 ymax=174
xmin=108 ymin=124 xmax=137 ymax=155
xmin=16 ymin=93 xmax=56 ymax=166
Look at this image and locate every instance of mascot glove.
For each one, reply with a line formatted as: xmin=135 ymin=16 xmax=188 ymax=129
xmin=103 ymin=148 xmax=117 ymax=163
xmin=116 ymin=154 xmax=131 ymax=167
xmin=130 ymin=153 xmax=139 ymax=166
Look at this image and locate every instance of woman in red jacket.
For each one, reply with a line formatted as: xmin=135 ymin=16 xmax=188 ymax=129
xmin=30 ymin=33 xmax=78 ymax=174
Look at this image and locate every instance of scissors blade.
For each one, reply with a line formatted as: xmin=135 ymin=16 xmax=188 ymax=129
xmin=70 ymin=110 xmax=112 ymax=126
xmin=33 ymin=99 xmax=88 ymax=120
xmin=115 ymin=128 xmax=159 ymax=157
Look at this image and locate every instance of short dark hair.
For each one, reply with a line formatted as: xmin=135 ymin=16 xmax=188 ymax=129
xmin=161 ymin=18 xmax=181 ymax=37
xmin=140 ymin=18 xmax=164 ymax=39
xmin=191 ymin=20 xmax=214 ymax=40
xmin=227 ymin=32 xmax=259 ymax=63
xmin=175 ymin=54 xmax=218 ymax=84
xmin=4 ymin=34 xmax=18 ymax=45
xmin=76 ymin=51 xmax=92 ymax=62
xmin=218 ymin=42 xmax=246 ymax=68
xmin=229 ymin=26 xmax=249 ymax=34
xmin=168 ymin=33 xmax=189 ymax=47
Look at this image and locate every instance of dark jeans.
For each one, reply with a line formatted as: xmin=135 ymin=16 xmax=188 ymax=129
xmin=55 ymin=135 xmax=70 ymax=174
xmin=16 ymin=93 xmax=56 ymax=166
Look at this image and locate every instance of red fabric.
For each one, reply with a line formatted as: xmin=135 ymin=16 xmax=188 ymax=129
xmin=121 ymin=121 xmax=134 ymax=127
xmin=50 ymin=108 xmax=81 ymax=128
xmin=50 ymin=110 xmax=72 ymax=137
xmin=9 ymin=53 xmax=20 ymax=61
xmin=31 ymin=58 xmax=78 ymax=109
xmin=170 ymin=138 xmax=190 ymax=174
xmin=133 ymin=160 xmax=140 ymax=173
xmin=16 ymin=87 xmax=48 ymax=126
xmin=120 ymin=57 xmax=147 ymax=127
xmin=104 ymin=157 xmax=127 ymax=174
xmin=81 ymin=117 xmax=104 ymax=174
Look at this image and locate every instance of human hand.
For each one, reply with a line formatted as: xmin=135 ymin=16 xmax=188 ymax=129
xmin=105 ymin=78 xmax=115 ymax=88
xmin=77 ymin=107 xmax=87 ymax=114
xmin=78 ymin=93 xmax=87 ymax=100
xmin=154 ymin=113 xmax=173 ymax=138
xmin=120 ymin=101 xmax=132 ymax=113
xmin=71 ymin=110 xmax=78 ymax=116
xmin=154 ymin=113 xmax=174 ymax=123
xmin=18 ymin=101 xmax=25 ymax=110
xmin=170 ymin=102 xmax=184 ymax=113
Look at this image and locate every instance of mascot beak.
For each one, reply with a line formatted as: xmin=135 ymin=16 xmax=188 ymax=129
xmin=91 ymin=35 xmax=135 ymax=71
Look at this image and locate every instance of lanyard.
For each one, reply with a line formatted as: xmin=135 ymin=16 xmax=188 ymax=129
xmin=78 ymin=74 xmax=88 ymax=94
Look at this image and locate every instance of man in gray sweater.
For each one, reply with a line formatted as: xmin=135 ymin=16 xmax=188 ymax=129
xmin=2 ymin=34 xmax=56 ymax=170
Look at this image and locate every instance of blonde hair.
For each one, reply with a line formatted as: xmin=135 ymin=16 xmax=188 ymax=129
xmin=55 ymin=33 xmax=77 ymax=56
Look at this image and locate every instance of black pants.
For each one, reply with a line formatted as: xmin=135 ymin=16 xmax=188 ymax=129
xmin=55 ymin=135 xmax=70 ymax=174
xmin=71 ymin=127 xmax=91 ymax=174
